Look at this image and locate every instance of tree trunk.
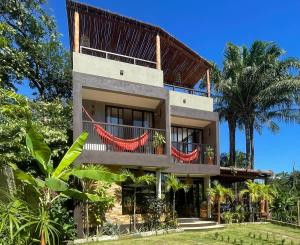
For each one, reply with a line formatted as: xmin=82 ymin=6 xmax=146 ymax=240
xmin=133 ymin=187 xmax=137 ymax=232
xmin=249 ymin=196 xmax=253 ymax=222
xmin=86 ymin=201 xmax=89 ymax=237
xmin=217 ymin=199 xmax=221 ymax=224
xmin=40 ymin=231 xmax=46 ymax=245
xmin=228 ymin=116 xmax=236 ymax=166
xmin=173 ymin=191 xmax=176 ymax=220
xmin=250 ymin=120 xmax=254 ymax=169
xmin=266 ymin=200 xmax=270 ymax=219
xmin=245 ymin=121 xmax=251 ymax=168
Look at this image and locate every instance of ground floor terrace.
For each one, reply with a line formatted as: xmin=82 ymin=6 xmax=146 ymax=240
xmin=73 ymin=165 xmax=273 ymax=237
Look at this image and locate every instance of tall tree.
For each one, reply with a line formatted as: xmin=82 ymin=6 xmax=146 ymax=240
xmin=0 ymin=0 xmax=71 ymax=100
xmin=214 ymin=41 xmax=300 ymax=168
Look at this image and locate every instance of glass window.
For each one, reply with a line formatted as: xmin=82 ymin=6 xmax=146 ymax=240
xmin=133 ymin=110 xmax=143 ymax=127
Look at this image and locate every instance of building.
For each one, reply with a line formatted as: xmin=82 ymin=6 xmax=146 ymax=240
xmin=67 ymin=0 xmax=220 ymax=232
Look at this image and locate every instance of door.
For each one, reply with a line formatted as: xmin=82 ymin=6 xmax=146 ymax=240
xmin=174 ymin=178 xmax=204 ymax=218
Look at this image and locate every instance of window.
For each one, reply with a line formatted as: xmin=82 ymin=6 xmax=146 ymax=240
xmin=171 ymin=126 xmax=202 ymax=153
xmin=105 ymin=106 xmax=153 ymax=128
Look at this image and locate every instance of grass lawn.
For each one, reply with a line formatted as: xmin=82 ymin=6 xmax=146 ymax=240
xmin=81 ymin=223 xmax=300 ymax=245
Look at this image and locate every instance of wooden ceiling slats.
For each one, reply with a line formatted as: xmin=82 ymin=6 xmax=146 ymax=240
xmin=67 ymin=0 xmax=212 ymax=87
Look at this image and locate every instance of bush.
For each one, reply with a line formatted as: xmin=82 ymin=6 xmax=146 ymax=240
xmin=50 ymin=197 xmax=76 ymax=242
xmin=101 ymin=222 xmax=120 ymax=236
xmin=222 ymin=211 xmax=234 ymax=224
xmin=141 ymin=196 xmax=166 ymax=231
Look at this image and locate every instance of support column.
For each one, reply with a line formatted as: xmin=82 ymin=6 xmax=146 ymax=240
xmin=74 ymin=11 xmax=80 ymax=53
xmin=204 ymin=176 xmax=212 ymax=218
xmin=206 ymin=69 xmax=211 ymax=97
xmin=156 ymin=34 xmax=161 ymax=70
xmin=156 ymin=170 xmax=162 ymax=199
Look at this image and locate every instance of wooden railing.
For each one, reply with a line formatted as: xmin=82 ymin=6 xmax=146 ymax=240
xmin=80 ymin=46 xmax=157 ymax=69
xmin=164 ymin=83 xmax=208 ymax=97
xmin=83 ymin=121 xmax=166 ymax=155
xmin=171 ymin=142 xmax=216 ymax=165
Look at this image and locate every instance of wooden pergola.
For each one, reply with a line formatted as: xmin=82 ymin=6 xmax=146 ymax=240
xmin=67 ymin=0 xmax=212 ymax=93
xmin=212 ymin=167 xmax=274 ymax=184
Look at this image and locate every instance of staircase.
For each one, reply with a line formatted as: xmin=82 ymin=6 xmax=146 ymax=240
xmin=178 ymin=218 xmax=224 ymax=231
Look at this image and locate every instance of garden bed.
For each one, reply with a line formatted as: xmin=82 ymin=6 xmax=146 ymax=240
xmin=69 ymin=228 xmax=184 ymax=244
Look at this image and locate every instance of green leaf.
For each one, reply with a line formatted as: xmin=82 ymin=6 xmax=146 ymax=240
xmin=52 ymin=131 xmax=88 ymax=177
xmin=62 ymin=189 xmax=105 ymax=202
xmin=70 ymin=169 xmax=125 ymax=182
xmin=45 ymin=177 xmax=68 ymax=192
xmin=26 ymin=127 xmax=51 ymax=174
xmin=13 ymin=168 xmax=38 ymax=187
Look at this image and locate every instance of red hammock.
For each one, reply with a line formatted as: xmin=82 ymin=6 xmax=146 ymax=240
xmin=83 ymin=107 xmax=149 ymax=151
xmin=171 ymin=146 xmax=199 ymax=163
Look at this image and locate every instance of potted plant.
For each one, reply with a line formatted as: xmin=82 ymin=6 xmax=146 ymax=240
xmin=204 ymin=146 xmax=215 ymax=165
xmin=153 ymin=132 xmax=166 ymax=155
xmin=200 ymin=201 xmax=208 ymax=218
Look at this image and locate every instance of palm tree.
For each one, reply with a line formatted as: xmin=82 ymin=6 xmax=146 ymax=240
xmin=212 ymin=43 xmax=245 ymax=167
xmin=122 ymin=170 xmax=156 ymax=232
xmin=165 ymin=174 xmax=187 ymax=220
xmin=214 ymin=41 xmax=300 ymax=168
xmin=240 ymin=180 xmax=262 ymax=222
xmin=258 ymin=184 xmax=275 ymax=219
xmin=207 ymin=181 xmax=234 ymax=224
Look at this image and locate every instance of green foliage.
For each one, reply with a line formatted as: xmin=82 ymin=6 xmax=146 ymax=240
xmin=220 ymin=151 xmax=248 ymax=168
xmin=165 ymin=174 xmax=188 ymax=220
xmin=214 ymin=41 xmax=300 ymax=168
xmin=270 ymin=170 xmax=300 ymax=224
xmin=0 ymin=88 xmax=72 ymax=173
xmin=49 ymin=197 xmax=76 ymax=241
xmin=141 ymin=196 xmax=166 ymax=231
xmin=101 ymin=222 xmax=120 ymax=236
xmin=0 ymin=0 xmax=71 ymax=99
xmin=204 ymin=146 xmax=215 ymax=158
xmin=222 ymin=211 xmax=234 ymax=224
xmin=152 ymin=132 xmax=166 ymax=148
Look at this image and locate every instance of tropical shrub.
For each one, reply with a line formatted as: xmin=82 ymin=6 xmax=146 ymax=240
xmin=141 ymin=196 xmax=166 ymax=231
xmin=222 ymin=211 xmax=234 ymax=224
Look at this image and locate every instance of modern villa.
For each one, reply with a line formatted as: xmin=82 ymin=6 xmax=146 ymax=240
xmin=66 ymin=0 xmax=271 ymax=234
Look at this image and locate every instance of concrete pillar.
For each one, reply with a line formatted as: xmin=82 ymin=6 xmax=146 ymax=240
xmin=204 ymin=176 xmax=212 ymax=218
xmin=156 ymin=170 xmax=162 ymax=199
xmin=74 ymin=11 xmax=80 ymax=53
xmin=156 ymin=34 xmax=161 ymax=70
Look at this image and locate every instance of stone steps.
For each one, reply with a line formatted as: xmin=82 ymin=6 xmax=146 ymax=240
xmin=178 ymin=218 xmax=224 ymax=231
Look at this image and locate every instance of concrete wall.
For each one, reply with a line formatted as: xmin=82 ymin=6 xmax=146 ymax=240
xmin=73 ymin=52 xmax=164 ymax=87
xmin=169 ymin=90 xmax=213 ymax=112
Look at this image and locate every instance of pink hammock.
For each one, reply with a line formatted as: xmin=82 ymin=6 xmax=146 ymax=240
xmin=171 ymin=146 xmax=199 ymax=163
xmin=83 ymin=107 xmax=149 ymax=151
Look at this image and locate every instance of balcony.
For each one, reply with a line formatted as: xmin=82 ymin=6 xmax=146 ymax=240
xmin=171 ymin=142 xmax=217 ymax=165
xmin=83 ymin=121 xmax=166 ymax=155
xmin=164 ymin=83 xmax=208 ymax=97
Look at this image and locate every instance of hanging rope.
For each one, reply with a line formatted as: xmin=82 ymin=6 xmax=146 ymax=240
xmin=82 ymin=107 xmax=149 ymax=151
xmin=171 ymin=146 xmax=199 ymax=163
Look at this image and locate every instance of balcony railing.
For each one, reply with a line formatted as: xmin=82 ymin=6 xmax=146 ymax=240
xmin=171 ymin=142 xmax=216 ymax=165
xmin=164 ymin=83 xmax=208 ymax=97
xmin=80 ymin=46 xmax=157 ymax=69
xmin=83 ymin=121 xmax=166 ymax=155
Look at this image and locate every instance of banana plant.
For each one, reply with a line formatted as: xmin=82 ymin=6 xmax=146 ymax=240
xmin=10 ymin=127 xmax=126 ymax=245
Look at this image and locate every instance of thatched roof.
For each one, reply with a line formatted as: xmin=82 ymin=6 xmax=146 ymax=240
xmin=66 ymin=0 xmax=212 ymax=87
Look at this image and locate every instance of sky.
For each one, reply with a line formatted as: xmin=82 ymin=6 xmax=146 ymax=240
xmin=18 ymin=0 xmax=300 ymax=173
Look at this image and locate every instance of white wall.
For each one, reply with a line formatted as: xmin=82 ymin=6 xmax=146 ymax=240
xmin=73 ymin=52 xmax=163 ymax=87
xmin=169 ymin=90 xmax=213 ymax=112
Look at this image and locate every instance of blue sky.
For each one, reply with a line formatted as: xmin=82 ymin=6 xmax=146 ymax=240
xmin=19 ymin=0 xmax=300 ymax=173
